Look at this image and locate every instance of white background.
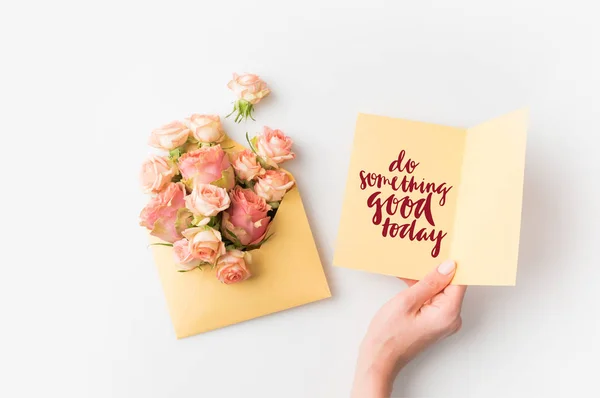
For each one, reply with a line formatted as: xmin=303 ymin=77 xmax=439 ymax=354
xmin=1 ymin=1 xmax=599 ymax=397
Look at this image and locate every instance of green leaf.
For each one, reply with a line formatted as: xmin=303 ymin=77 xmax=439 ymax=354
xmin=191 ymin=215 xmax=207 ymax=227
xmin=247 ymin=134 xmax=266 ymax=164
xmin=169 ymin=148 xmax=182 ymax=161
xmin=257 ymin=156 xmax=271 ymax=170
xmin=268 ymin=201 xmax=280 ymax=209
xmin=245 ymin=132 xmax=256 ymax=154
xmin=244 ymin=135 xmax=272 ymax=170
xmin=225 ymin=103 xmax=237 ymax=119
xmin=148 ymin=242 xmax=174 ymax=247
xmin=211 ymin=166 xmax=235 ymax=189
xmin=207 ymin=215 xmax=222 ymax=230
xmin=224 ymin=228 xmax=243 ymax=247
xmin=211 ymin=215 xmax=222 ymax=231
xmin=227 ymin=100 xmax=255 ymax=124
xmin=244 ymin=233 xmax=275 ymax=251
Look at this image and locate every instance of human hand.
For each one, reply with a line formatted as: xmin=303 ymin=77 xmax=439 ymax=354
xmin=351 ymin=260 xmax=467 ymax=398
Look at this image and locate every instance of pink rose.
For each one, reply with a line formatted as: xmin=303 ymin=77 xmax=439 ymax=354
xmin=177 ymin=145 xmax=235 ymax=190
xmin=185 ymin=183 xmax=231 ymax=217
xmin=254 ymin=170 xmax=295 ymax=202
xmin=230 ymin=149 xmax=265 ymax=181
xmin=184 ymin=114 xmax=225 ymax=144
xmin=221 ymin=186 xmax=271 ymax=246
xmin=173 ymin=238 xmax=201 ymax=271
xmin=227 ymin=73 xmax=270 ymax=105
xmin=215 ymin=250 xmax=252 ymax=284
xmin=139 ymin=182 xmax=186 ymax=243
xmin=140 ymin=155 xmax=177 ymax=194
xmin=256 ymin=127 xmax=295 ymax=167
xmin=182 ymin=227 xmax=226 ymax=265
xmin=149 ymin=121 xmax=190 ymax=150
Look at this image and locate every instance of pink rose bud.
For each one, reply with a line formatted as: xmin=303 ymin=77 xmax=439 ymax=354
xmin=221 ymin=186 xmax=271 ymax=246
xmin=215 ymin=250 xmax=252 ymax=284
xmin=140 ymin=155 xmax=177 ymax=194
xmin=230 ymin=149 xmax=265 ymax=181
xmin=185 ymin=183 xmax=231 ymax=217
xmin=139 ymin=182 xmax=186 ymax=243
xmin=226 ymin=73 xmax=271 ymax=123
xmin=184 ymin=114 xmax=226 ymax=144
xmin=177 ymin=145 xmax=235 ymax=190
xmin=182 ymin=227 xmax=226 ymax=265
xmin=149 ymin=121 xmax=190 ymax=150
xmin=227 ymin=73 xmax=271 ymax=105
xmin=254 ymin=170 xmax=295 ymax=202
xmin=173 ymin=238 xmax=202 ymax=271
xmin=256 ymin=126 xmax=295 ymax=168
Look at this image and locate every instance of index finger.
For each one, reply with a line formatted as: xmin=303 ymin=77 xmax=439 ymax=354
xmin=405 ymin=260 xmax=456 ymax=311
xmin=443 ymin=284 xmax=468 ymax=311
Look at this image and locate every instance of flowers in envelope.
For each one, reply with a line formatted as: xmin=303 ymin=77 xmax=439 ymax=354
xmin=138 ymin=74 xmax=330 ymax=337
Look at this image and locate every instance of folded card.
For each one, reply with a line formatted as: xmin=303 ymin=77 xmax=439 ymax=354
xmin=334 ymin=109 xmax=528 ymax=285
xmin=149 ymin=136 xmax=331 ymax=338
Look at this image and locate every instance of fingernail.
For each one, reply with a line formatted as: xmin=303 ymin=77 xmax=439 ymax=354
xmin=437 ymin=260 xmax=456 ymax=275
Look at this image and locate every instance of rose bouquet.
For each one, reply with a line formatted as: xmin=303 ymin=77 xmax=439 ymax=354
xmin=140 ymin=75 xmax=298 ymax=284
xmin=139 ymin=74 xmax=330 ymax=338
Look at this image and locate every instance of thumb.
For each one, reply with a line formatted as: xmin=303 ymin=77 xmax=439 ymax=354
xmin=406 ymin=260 xmax=456 ymax=311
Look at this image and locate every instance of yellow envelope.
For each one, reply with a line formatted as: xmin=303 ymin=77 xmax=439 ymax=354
xmin=334 ymin=109 xmax=528 ymax=286
xmin=149 ymin=137 xmax=331 ymax=338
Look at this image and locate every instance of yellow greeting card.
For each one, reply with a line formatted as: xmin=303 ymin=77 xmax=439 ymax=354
xmin=334 ymin=109 xmax=528 ymax=285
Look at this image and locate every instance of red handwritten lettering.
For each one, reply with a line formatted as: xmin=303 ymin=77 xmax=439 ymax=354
xmin=381 ymin=218 xmax=446 ymax=258
xmin=360 ymin=170 xmax=400 ymax=191
xmin=362 ymin=149 xmax=452 ymax=258
xmin=388 ymin=150 xmax=420 ymax=174
xmin=366 ymin=191 xmax=435 ymax=226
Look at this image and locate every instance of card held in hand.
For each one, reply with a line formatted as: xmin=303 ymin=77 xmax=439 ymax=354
xmin=334 ymin=109 xmax=528 ymax=286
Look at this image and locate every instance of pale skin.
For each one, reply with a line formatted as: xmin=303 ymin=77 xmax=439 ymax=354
xmin=352 ymin=260 xmax=467 ymax=398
